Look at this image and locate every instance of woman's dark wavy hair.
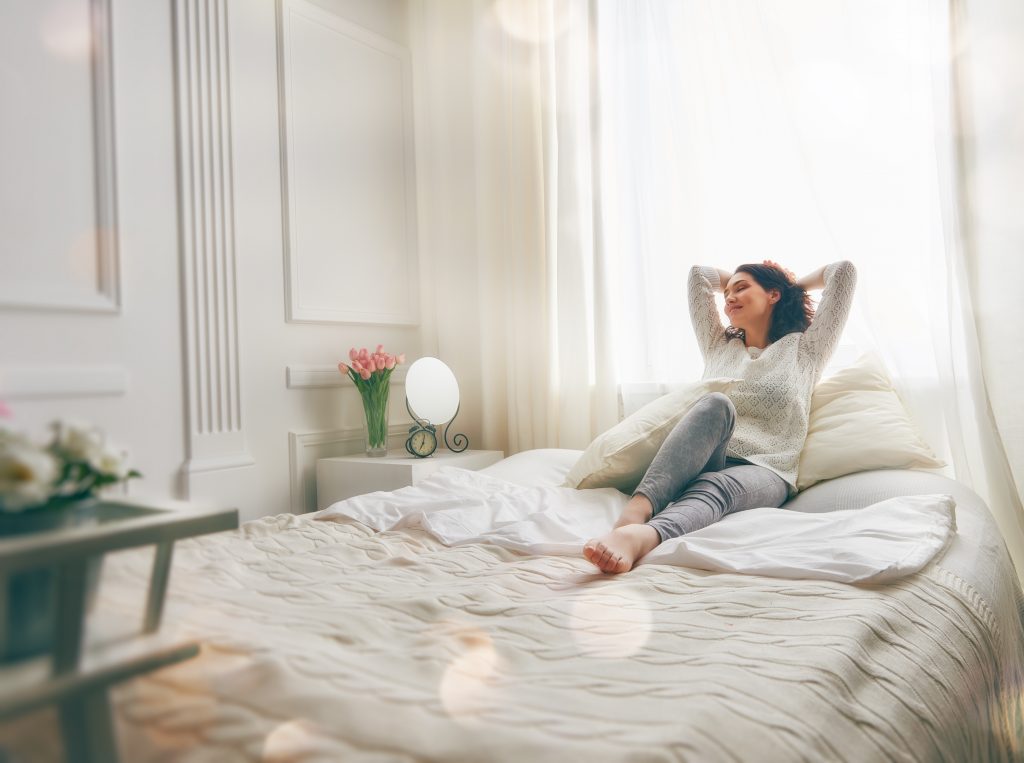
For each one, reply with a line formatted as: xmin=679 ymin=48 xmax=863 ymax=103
xmin=725 ymin=263 xmax=815 ymax=344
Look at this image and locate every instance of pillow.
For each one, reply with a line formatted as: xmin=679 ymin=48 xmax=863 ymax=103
xmin=478 ymin=448 xmax=584 ymax=488
xmin=797 ymin=352 xmax=945 ymax=490
xmin=562 ymin=378 xmax=740 ymax=493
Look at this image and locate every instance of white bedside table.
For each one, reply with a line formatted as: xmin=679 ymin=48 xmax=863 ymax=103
xmin=315 ymin=449 xmax=505 ymax=509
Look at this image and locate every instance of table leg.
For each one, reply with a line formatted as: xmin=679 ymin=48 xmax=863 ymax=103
xmin=58 ymin=687 xmax=118 ymax=763
xmin=143 ymin=541 xmax=174 ymax=634
xmin=53 ymin=560 xmax=88 ymax=675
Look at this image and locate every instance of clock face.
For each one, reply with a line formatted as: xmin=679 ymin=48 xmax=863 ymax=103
xmin=409 ymin=429 xmax=437 ymax=457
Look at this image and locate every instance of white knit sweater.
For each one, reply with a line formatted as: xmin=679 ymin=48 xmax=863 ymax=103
xmin=689 ymin=261 xmax=858 ymax=495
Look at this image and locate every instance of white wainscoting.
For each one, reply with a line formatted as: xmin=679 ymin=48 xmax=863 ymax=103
xmin=277 ymin=0 xmax=419 ymax=326
xmin=288 ymin=423 xmax=414 ymax=514
xmin=0 ymin=0 xmax=120 ymax=313
xmin=0 ymin=365 xmax=128 ymax=399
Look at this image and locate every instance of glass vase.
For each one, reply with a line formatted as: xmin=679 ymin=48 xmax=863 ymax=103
xmin=0 ymin=496 xmax=103 ymax=663
xmin=359 ymin=381 xmax=391 ymax=457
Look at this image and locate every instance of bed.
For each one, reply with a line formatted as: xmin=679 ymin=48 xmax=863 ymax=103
xmin=8 ymin=449 xmax=1024 ymax=761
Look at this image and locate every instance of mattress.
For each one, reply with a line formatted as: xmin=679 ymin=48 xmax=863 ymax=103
xmin=5 ymin=450 xmax=1023 ymax=762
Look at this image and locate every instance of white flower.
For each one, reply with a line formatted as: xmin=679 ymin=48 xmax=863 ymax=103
xmin=93 ymin=443 xmax=130 ymax=479
xmin=0 ymin=434 xmax=58 ymax=512
xmin=51 ymin=420 xmax=105 ymax=465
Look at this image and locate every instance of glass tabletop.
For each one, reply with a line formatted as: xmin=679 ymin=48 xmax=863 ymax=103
xmin=0 ymin=497 xmax=237 ymax=574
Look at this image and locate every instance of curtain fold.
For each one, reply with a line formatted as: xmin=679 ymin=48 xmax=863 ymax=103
xmin=927 ymin=0 xmax=1024 ymax=579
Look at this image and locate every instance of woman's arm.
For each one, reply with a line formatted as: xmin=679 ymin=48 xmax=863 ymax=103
xmin=688 ymin=265 xmax=729 ymax=358
xmin=711 ymin=268 xmax=732 ymax=291
xmin=800 ymin=261 xmax=858 ymax=368
xmin=795 ymin=265 xmax=827 ymax=292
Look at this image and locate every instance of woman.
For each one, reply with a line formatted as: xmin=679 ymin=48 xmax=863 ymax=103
xmin=583 ymin=259 xmax=858 ymax=574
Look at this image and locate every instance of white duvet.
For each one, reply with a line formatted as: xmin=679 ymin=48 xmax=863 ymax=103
xmin=314 ymin=466 xmax=956 ymax=584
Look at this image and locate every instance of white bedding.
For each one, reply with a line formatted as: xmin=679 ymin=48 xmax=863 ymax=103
xmin=313 ymin=467 xmax=956 ymax=584
xmin=3 ymin=450 xmax=1020 ymax=762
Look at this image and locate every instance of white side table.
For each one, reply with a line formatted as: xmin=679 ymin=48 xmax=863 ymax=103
xmin=316 ymin=449 xmax=504 ymax=509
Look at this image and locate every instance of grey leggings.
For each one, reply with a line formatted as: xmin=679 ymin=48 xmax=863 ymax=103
xmin=634 ymin=392 xmax=789 ymax=542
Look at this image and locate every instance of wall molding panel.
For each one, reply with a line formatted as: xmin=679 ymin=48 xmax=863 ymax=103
xmin=288 ymin=423 xmax=414 ymax=513
xmin=277 ymin=0 xmax=419 ymax=326
xmin=0 ymin=365 xmax=128 ymax=399
xmin=174 ymin=0 xmax=252 ymax=475
xmin=0 ymin=0 xmax=120 ymax=313
xmin=285 ymin=364 xmax=408 ymax=389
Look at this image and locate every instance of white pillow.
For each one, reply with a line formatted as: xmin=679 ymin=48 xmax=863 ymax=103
xmin=562 ymin=378 xmax=739 ymax=493
xmin=797 ymin=352 xmax=945 ymax=490
xmin=478 ymin=448 xmax=584 ymax=488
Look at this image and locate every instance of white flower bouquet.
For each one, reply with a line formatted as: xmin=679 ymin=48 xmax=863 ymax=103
xmin=0 ymin=416 xmax=141 ymax=514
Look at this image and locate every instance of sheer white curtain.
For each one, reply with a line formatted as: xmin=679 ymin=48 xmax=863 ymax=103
xmin=599 ymin=1 xmax=901 ymax=386
xmin=411 ymin=0 xmax=618 ymax=453
xmin=598 ymin=0 xmax=1024 ymax=578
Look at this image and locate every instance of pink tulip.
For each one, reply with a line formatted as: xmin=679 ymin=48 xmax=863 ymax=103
xmin=351 ymin=359 xmax=363 ymax=373
xmin=396 ymin=354 xmax=405 ymax=364
xmin=359 ymin=348 xmax=370 ymax=362
xmin=376 ymin=344 xmax=384 ymax=354
xmin=0 ymin=400 xmax=10 ymax=418
xmin=338 ymin=362 xmax=351 ymax=375
xmin=376 ymin=356 xmax=386 ymax=371
xmin=385 ymin=356 xmax=396 ymax=370
xmin=349 ymin=348 xmax=358 ymax=361
xmin=359 ymin=369 xmax=371 ymax=381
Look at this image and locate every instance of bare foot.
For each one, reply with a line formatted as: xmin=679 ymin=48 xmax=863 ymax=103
xmin=583 ymin=524 xmax=661 ymax=574
xmin=613 ymin=494 xmax=654 ymax=529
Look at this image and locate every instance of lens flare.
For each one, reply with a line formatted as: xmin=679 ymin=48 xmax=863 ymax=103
xmin=41 ymin=1 xmax=93 ymax=62
xmin=262 ymin=718 xmax=322 ymax=761
xmin=438 ymin=624 xmax=501 ymax=723
xmin=68 ymin=227 xmax=102 ymax=287
xmin=569 ymin=588 xmax=652 ymax=659
xmin=491 ymin=0 xmax=577 ymax=45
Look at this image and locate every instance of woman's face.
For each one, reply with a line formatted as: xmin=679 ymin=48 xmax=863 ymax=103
xmin=724 ymin=271 xmax=779 ymax=329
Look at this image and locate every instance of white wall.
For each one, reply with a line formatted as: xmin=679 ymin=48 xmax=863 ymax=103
xmin=0 ymin=0 xmax=437 ymax=522
xmin=0 ymin=0 xmax=186 ymax=500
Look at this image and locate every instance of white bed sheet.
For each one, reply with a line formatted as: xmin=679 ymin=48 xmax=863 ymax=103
xmin=314 ymin=463 xmax=956 ymax=584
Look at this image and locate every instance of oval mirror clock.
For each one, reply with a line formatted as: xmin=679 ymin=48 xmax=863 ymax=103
xmin=404 ymin=357 xmax=469 ymax=457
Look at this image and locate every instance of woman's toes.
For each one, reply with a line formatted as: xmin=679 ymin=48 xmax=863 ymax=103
xmin=598 ymin=552 xmax=615 ymax=572
xmin=584 ymin=530 xmax=644 ymax=574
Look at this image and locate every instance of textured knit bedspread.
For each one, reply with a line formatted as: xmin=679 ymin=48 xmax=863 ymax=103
xmin=86 ymin=504 xmax=1024 ymax=762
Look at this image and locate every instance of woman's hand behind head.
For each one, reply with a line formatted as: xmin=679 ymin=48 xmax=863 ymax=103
xmin=761 ymin=259 xmax=796 ymax=284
